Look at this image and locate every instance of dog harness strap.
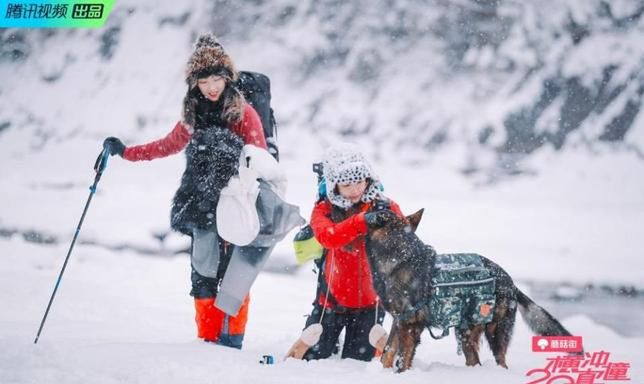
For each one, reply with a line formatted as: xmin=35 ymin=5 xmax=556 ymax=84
xmin=428 ymin=326 xmax=450 ymax=340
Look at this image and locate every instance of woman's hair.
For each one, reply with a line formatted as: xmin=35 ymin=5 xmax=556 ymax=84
xmin=186 ymin=79 xmax=245 ymax=128
xmin=219 ymin=84 xmax=245 ymax=125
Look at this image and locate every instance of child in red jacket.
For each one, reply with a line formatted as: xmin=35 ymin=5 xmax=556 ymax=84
xmin=300 ymin=143 xmax=404 ymax=361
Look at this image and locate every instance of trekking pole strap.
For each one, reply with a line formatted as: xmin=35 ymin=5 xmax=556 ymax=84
xmin=92 ymin=149 xmax=110 ymax=187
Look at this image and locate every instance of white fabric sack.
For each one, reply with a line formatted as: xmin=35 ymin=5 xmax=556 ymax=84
xmin=300 ymin=323 xmax=323 ymax=346
xmin=216 ymin=165 xmax=260 ymax=246
xmin=285 ymin=323 xmax=323 ymax=360
xmin=242 ymin=145 xmax=288 ymax=199
xmin=368 ymin=324 xmax=387 ymax=347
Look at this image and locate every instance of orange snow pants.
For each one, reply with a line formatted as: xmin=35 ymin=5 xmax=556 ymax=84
xmin=194 ymin=295 xmax=250 ymax=349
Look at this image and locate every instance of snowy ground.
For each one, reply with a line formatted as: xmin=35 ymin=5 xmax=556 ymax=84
xmin=2 ymin=238 xmax=642 ymax=384
xmin=1 ymin=129 xmax=643 ymax=383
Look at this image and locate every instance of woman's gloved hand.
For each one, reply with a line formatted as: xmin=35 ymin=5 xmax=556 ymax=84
xmin=103 ymin=137 xmax=125 ymax=157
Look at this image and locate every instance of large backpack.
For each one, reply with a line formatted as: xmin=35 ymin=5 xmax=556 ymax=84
xmin=235 ymin=71 xmax=279 ymax=161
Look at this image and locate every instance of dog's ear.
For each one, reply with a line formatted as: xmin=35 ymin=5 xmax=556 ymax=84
xmin=406 ymin=209 xmax=424 ymax=233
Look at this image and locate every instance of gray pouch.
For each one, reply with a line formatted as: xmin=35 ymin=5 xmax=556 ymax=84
xmin=191 ymin=227 xmax=220 ymax=278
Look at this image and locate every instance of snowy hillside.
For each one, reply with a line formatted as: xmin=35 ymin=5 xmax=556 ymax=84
xmin=1 ymin=0 xmax=643 ymax=173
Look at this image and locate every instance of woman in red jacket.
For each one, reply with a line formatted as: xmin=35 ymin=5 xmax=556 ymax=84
xmin=303 ymin=143 xmax=404 ymax=361
xmin=102 ymin=33 xmax=266 ymax=349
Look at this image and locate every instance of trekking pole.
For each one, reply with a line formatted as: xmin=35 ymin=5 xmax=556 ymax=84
xmin=34 ymin=149 xmax=111 ymax=344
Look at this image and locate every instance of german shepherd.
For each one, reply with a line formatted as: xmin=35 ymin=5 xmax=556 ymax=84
xmin=364 ymin=208 xmax=575 ymax=372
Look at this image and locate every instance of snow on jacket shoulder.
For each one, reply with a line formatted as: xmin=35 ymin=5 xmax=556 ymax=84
xmin=310 ymin=199 xmax=404 ymax=310
xmin=231 ymin=103 xmax=267 ymax=150
xmin=123 ymin=101 xmax=267 ymax=162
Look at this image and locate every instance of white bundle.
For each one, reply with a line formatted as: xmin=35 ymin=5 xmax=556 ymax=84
xmin=285 ymin=323 xmax=323 ymax=360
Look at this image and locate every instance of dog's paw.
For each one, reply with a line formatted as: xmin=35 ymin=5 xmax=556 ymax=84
xmin=394 ymin=356 xmax=408 ymax=373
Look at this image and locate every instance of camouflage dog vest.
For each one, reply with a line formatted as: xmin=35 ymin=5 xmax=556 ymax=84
xmin=427 ymin=253 xmax=496 ymax=339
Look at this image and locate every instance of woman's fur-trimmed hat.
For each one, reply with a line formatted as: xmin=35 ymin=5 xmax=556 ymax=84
xmin=185 ymin=33 xmax=238 ymax=87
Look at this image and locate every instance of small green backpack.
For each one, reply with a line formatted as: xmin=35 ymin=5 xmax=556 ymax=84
xmin=293 ymin=225 xmax=324 ymax=265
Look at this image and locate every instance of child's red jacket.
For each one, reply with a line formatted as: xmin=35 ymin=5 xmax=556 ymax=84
xmin=310 ymin=199 xmax=404 ymax=310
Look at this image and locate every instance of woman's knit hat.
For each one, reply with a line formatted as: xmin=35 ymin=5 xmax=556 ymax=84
xmin=182 ymin=33 xmax=244 ymax=127
xmin=185 ymin=32 xmax=238 ymax=87
xmin=322 ymin=143 xmax=383 ymax=209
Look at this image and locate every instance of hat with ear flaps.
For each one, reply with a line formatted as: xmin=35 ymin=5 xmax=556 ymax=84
xmin=322 ymin=143 xmax=383 ymax=209
xmin=185 ymin=32 xmax=239 ymax=88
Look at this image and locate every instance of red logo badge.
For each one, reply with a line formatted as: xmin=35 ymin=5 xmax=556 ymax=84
xmin=479 ymin=303 xmax=492 ymax=317
xmin=532 ymin=336 xmax=583 ymax=353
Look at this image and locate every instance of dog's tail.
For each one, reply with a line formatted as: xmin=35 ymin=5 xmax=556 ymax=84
xmin=515 ymin=288 xmax=571 ymax=336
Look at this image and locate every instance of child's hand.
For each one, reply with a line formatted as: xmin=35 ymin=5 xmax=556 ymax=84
xmin=364 ymin=210 xmax=396 ymax=228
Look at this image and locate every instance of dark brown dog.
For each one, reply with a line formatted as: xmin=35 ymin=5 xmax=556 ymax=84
xmin=364 ymin=209 xmax=575 ymax=372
